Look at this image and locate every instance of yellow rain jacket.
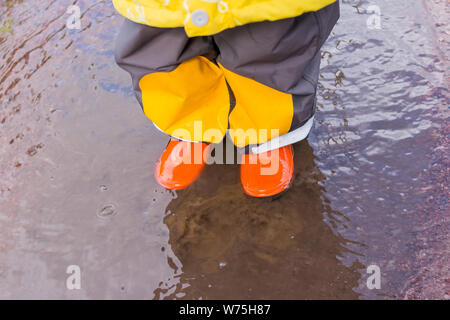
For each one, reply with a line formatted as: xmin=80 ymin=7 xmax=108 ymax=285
xmin=113 ymin=0 xmax=337 ymax=37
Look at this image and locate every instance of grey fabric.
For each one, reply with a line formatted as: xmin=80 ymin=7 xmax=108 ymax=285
xmin=289 ymin=51 xmax=321 ymax=130
xmin=115 ymin=22 xmax=217 ymax=107
xmin=215 ymin=1 xmax=339 ymax=131
xmin=215 ymin=13 xmax=320 ymax=93
xmin=115 ymin=1 xmax=339 ymax=138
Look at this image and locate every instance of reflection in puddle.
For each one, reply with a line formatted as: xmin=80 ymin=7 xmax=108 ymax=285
xmin=157 ymin=141 xmax=363 ymax=299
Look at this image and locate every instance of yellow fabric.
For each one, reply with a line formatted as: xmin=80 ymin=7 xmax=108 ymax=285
xmin=219 ymin=64 xmax=293 ymax=147
xmin=139 ymin=58 xmax=294 ymax=147
xmin=139 ymin=56 xmax=230 ymax=143
xmin=113 ymin=0 xmax=337 ymax=37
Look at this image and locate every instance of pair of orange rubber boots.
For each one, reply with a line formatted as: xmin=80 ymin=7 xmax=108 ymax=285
xmin=155 ymin=140 xmax=294 ymax=197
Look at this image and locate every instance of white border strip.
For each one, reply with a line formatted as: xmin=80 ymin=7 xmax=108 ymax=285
xmin=250 ymin=116 xmax=315 ymax=154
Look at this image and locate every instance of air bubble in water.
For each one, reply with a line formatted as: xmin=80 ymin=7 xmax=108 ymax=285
xmin=97 ymin=204 xmax=117 ymax=218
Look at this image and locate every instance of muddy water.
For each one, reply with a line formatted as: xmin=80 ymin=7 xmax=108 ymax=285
xmin=0 ymin=0 xmax=448 ymax=299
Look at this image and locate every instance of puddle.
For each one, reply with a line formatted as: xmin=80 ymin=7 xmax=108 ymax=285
xmin=0 ymin=0 xmax=448 ymax=299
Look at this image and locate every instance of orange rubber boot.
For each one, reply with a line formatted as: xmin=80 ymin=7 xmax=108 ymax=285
xmin=240 ymin=145 xmax=294 ymax=197
xmin=154 ymin=140 xmax=209 ymax=190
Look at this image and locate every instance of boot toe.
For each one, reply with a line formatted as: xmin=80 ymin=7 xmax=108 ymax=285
xmin=241 ymin=145 xmax=294 ymax=198
xmin=154 ymin=140 xmax=208 ymax=190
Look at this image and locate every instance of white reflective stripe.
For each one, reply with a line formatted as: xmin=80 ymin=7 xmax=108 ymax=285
xmin=250 ymin=116 xmax=315 ymax=154
xmin=152 ymin=122 xmax=202 ymax=142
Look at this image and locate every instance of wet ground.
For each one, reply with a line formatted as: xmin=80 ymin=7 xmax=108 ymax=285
xmin=0 ymin=0 xmax=448 ymax=299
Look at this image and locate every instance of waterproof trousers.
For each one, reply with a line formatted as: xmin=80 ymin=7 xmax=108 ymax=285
xmin=115 ymin=1 xmax=339 ymax=153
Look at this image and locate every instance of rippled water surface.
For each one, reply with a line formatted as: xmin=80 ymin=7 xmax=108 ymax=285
xmin=0 ymin=0 xmax=448 ymax=299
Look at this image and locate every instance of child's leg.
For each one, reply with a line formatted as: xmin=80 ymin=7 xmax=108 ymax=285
xmin=115 ymin=21 xmax=230 ymax=189
xmin=115 ymin=20 xmax=229 ymax=144
xmin=213 ymin=2 xmax=339 ymax=197
xmin=214 ymin=1 xmax=340 ymax=152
